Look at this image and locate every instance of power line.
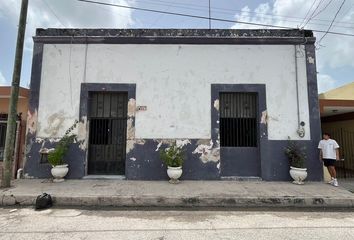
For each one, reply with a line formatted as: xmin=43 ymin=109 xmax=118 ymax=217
xmin=318 ymin=0 xmax=347 ymax=44
xmin=149 ymin=9 xmax=168 ymax=27
xmin=43 ymin=0 xmax=67 ymax=28
xmin=92 ymin=0 xmax=354 ymax=29
xmin=148 ymin=2 xmax=172 ymax=27
xmin=76 ymin=0 xmax=354 ymax=37
xmin=125 ymin=0 xmax=354 ymax=26
xmin=340 ymin=2 xmax=354 ymax=18
xmin=299 ymin=0 xmax=318 ymax=27
xmin=311 ymin=0 xmax=334 ymax=19
xmin=302 ymin=0 xmax=325 ymax=28
xmin=134 ymin=0 xmax=354 ymax=30
xmin=75 ymin=0 xmax=289 ymax=29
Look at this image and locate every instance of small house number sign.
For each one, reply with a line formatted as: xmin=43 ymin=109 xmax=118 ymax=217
xmin=136 ymin=106 xmax=147 ymax=111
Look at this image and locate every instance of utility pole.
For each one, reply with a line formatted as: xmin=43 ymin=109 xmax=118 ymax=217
xmin=1 ymin=0 xmax=28 ymax=188
xmin=208 ymin=0 xmax=211 ymax=29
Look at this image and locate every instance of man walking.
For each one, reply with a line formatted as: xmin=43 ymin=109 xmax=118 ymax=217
xmin=318 ymin=133 xmax=340 ymax=187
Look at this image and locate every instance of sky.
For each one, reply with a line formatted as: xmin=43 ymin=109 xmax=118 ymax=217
xmin=0 ymin=0 xmax=353 ymax=93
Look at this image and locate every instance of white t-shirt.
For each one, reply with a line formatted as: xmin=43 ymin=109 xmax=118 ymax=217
xmin=318 ymin=139 xmax=339 ymax=160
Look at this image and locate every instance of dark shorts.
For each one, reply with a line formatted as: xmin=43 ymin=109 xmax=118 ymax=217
xmin=323 ymin=158 xmax=336 ymax=167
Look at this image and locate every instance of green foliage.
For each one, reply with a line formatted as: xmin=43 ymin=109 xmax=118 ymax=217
xmin=284 ymin=139 xmax=307 ymax=168
xmin=47 ymin=121 xmax=78 ymax=166
xmin=159 ymin=143 xmax=185 ymax=167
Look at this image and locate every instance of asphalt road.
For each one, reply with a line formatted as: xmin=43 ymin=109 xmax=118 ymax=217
xmin=1 ymin=207 xmax=354 ymax=240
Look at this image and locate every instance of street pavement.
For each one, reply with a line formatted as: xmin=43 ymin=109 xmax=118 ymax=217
xmin=1 ymin=207 xmax=354 ymax=240
xmin=2 ymin=179 xmax=354 ymax=208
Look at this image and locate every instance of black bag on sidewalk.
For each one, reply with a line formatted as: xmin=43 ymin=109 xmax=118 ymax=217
xmin=35 ymin=193 xmax=52 ymax=210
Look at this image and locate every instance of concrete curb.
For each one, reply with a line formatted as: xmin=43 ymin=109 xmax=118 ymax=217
xmin=2 ymin=180 xmax=354 ymax=209
xmin=2 ymin=194 xmax=354 ymax=208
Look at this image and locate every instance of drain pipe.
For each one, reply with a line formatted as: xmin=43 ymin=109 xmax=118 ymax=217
xmin=294 ymin=45 xmax=305 ymax=138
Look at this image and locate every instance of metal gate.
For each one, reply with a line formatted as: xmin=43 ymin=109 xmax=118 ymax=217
xmin=325 ymin=128 xmax=354 ymax=179
xmin=0 ymin=122 xmax=7 ymax=160
xmin=220 ymin=93 xmax=258 ymax=147
xmin=0 ymin=119 xmax=21 ymax=161
xmin=88 ymin=92 xmax=128 ymax=175
xmin=0 ymin=118 xmax=21 ymax=178
xmin=220 ymin=92 xmax=260 ymax=177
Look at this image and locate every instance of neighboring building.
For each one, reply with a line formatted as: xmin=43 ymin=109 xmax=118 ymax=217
xmin=24 ymin=29 xmax=322 ymax=181
xmin=319 ymin=82 xmax=354 ymax=178
xmin=0 ymin=86 xmax=29 ymax=179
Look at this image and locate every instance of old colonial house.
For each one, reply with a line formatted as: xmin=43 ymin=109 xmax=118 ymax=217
xmin=24 ymin=29 xmax=322 ymax=181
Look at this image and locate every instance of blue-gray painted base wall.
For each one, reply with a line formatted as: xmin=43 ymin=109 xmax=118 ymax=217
xmin=24 ymin=138 xmax=321 ymax=181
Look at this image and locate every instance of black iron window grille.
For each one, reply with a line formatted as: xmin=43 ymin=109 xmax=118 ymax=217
xmin=220 ymin=92 xmax=258 ymax=147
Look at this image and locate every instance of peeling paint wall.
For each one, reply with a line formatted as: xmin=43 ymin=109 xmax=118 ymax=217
xmin=125 ymin=138 xmax=220 ymax=180
xmin=41 ymin=111 xmax=66 ymax=137
xmin=27 ymin=109 xmax=38 ymax=135
xmin=192 ymin=140 xmax=220 ymax=163
xmin=37 ymin=44 xmax=310 ymax=141
xmin=76 ymin=116 xmax=88 ymax=151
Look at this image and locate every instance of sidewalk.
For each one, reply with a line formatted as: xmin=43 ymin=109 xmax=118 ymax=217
xmin=1 ymin=179 xmax=354 ymax=208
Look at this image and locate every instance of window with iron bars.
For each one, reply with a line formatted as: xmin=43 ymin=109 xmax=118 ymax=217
xmin=219 ymin=92 xmax=258 ymax=147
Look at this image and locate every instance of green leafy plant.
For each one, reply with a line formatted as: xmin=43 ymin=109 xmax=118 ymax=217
xmin=160 ymin=143 xmax=185 ymax=167
xmin=284 ymin=139 xmax=307 ymax=168
xmin=48 ymin=121 xmax=78 ymax=166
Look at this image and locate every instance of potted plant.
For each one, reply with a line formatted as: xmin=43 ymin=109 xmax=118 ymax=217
xmin=48 ymin=121 xmax=78 ymax=182
xmin=284 ymin=140 xmax=307 ymax=185
xmin=160 ymin=142 xmax=185 ymax=183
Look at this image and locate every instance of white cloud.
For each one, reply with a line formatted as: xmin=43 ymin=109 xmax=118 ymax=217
xmin=232 ymin=4 xmax=273 ymax=29
xmin=231 ymin=0 xmax=354 ymax=70
xmin=0 ymin=0 xmax=135 ymax=52
xmin=317 ymin=73 xmax=336 ymax=93
xmin=0 ymin=71 xmax=8 ymax=86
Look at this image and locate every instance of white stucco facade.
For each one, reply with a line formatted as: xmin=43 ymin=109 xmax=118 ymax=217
xmin=37 ymin=44 xmax=311 ymax=140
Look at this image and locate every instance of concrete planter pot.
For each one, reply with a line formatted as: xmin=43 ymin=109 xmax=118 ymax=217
xmin=167 ymin=166 xmax=182 ymax=184
xmin=290 ymin=166 xmax=307 ymax=185
xmin=51 ymin=164 xmax=69 ymax=182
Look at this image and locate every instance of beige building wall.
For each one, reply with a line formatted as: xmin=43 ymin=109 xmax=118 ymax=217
xmin=319 ymin=82 xmax=354 ymax=100
xmin=0 ymin=87 xmax=29 ymax=179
